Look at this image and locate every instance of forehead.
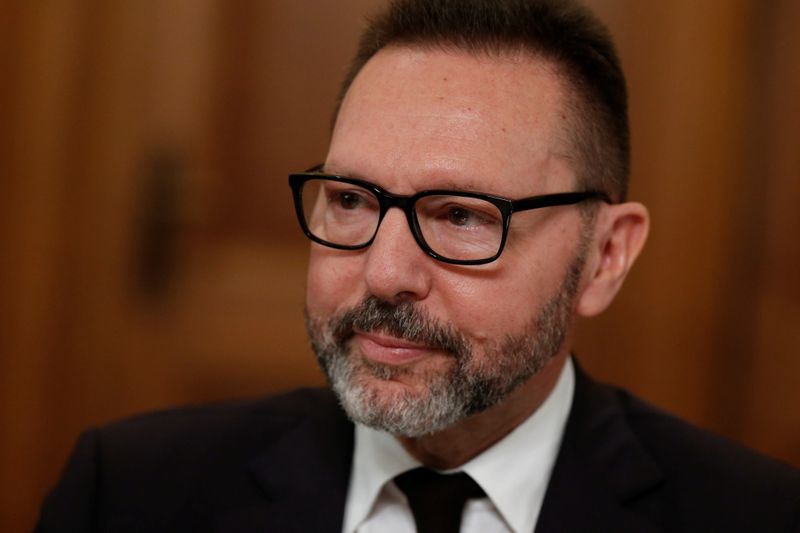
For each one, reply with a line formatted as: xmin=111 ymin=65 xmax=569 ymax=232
xmin=327 ymin=47 xmax=575 ymax=195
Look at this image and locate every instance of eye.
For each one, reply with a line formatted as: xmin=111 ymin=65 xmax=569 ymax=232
xmin=326 ymin=188 xmax=375 ymax=212
xmin=439 ymin=203 xmax=498 ymax=228
xmin=336 ymin=191 xmax=363 ymax=209
xmin=417 ymin=195 xmax=503 ymax=230
xmin=447 ymin=206 xmax=475 ymax=226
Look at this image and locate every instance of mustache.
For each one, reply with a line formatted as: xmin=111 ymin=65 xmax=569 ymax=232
xmin=328 ymin=296 xmax=471 ymax=359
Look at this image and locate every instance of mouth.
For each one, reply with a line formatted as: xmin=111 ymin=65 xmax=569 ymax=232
xmin=353 ymin=330 xmax=442 ymax=366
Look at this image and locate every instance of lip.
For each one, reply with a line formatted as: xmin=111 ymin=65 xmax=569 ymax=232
xmin=354 ymin=330 xmax=437 ymax=366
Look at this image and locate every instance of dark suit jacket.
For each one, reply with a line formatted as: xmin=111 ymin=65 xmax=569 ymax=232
xmin=37 ymin=366 xmax=800 ymax=532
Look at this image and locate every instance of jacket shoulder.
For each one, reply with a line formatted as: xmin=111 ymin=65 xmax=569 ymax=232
xmin=37 ymin=388 xmax=348 ymax=532
xmin=607 ymin=383 xmax=800 ymax=529
xmin=614 ymin=386 xmax=799 ymax=483
xmin=100 ymin=387 xmax=341 ymax=446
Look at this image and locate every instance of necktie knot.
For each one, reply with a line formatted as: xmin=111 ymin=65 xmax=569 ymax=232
xmin=394 ymin=467 xmax=486 ymax=533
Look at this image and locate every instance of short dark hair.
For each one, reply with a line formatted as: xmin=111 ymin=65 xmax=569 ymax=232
xmin=335 ymin=0 xmax=629 ymax=201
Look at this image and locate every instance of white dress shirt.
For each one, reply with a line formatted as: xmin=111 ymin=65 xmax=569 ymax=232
xmin=342 ymin=358 xmax=575 ymax=533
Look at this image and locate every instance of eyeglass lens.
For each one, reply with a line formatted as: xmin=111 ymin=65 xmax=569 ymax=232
xmin=300 ymin=178 xmax=504 ymax=262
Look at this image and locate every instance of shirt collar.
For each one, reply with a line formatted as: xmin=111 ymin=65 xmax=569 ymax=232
xmin=343 ymin=422 xmax=421 ymax=533
xmin=343 ymin=357 xmax=575 ymax=533
xmin=459 ymin=357 xmax=574 ymax=532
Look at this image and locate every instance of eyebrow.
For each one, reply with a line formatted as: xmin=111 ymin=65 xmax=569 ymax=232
xmin=317 ymin=165 xmax=491 ymax=195
xmin=427 ymin=178 xmax=487 ymax=193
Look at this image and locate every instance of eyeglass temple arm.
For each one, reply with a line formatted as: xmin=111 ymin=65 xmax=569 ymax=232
xmin=512 ymin=191 xmax=612 ymax=212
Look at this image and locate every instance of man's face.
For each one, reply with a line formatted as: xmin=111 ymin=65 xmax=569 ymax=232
xmin=305 ymin=47 xmax=590 ymax=436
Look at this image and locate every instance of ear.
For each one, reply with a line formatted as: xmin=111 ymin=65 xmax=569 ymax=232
xmin=576 ymin=202 xmax=649 ymax=317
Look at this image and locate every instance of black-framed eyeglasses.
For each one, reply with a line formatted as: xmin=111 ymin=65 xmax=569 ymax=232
xmin=288 ymin=166 xmax=612 ymax=265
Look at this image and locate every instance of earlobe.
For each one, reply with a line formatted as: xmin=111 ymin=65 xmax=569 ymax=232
xmin=576 ymin=202 xmax=650 ymax=317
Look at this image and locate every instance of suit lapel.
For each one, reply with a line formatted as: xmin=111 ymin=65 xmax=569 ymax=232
xmin=213 ymin=391 xmax=355 ymax=533
xmin=200 ymin=366 xmax=665 ymax=532
xmin=535 ymin=363 xmax=664 ymax=533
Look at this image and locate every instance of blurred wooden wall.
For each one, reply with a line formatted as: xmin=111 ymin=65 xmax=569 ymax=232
xmin=1 ymin=1 xmax=798 ymax=531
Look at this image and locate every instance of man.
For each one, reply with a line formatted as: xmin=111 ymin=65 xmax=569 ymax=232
xmin=38 ymin=0 xmax=800 ymax=532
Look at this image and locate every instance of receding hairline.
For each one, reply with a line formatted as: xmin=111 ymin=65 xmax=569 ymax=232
xmin=336 ymin=39 xmax=575 ymax=120
xmin=331 ymin=0 xmax=630 ymax=201
xmin=334 ymin=42 xmax=598 ymax=190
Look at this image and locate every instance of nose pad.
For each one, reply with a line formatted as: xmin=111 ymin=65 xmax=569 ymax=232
xmin=363 ymin=209 xmax=432 ymax=302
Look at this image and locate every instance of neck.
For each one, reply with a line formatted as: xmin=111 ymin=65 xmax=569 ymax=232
xmin=396 ymin=352 xmax=568 ymax=470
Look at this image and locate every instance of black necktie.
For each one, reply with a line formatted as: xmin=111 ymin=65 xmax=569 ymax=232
xmin=394 ymin=467 xmax=486 ymax=533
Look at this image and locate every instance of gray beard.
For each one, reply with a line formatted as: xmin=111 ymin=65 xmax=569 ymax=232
xmin=305 ymin=244 xmax=587 ymax=437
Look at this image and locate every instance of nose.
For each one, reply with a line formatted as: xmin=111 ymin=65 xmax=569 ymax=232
xmin=363 ymin=208 xmax=433 ymax=303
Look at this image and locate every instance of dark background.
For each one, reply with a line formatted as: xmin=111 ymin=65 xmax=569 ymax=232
xmin=2 ymin=1 xmax=798 ymax=531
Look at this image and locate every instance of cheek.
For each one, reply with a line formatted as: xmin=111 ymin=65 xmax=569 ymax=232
xmin=468 ymin=229 xmax=580 ymax=338
xmin=305 ymin=247 xmax=365 ymax=317
xmin=438 ymin=265 xmax=546 ymax=343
